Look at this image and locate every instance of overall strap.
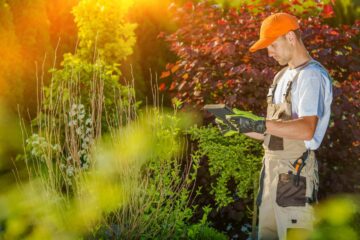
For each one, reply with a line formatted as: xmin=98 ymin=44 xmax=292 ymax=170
xmin=267 ymin=66 xmax=288 ymax=104
xmin=283 ymin=59 xmax=316 ymax=103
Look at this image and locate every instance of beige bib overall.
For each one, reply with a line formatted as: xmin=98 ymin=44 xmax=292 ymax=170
xmin=257 ymin=61 xmax=320 ymax=240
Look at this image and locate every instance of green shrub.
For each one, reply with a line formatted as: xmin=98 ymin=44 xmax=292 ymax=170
xmin=185 ymin=206 xmax=228 ymax=240
xmin=81 ymin=109 xmax=204 ymax=239
xmin=188 ymin=125 xmax=263 ymax=208
xmin=189 ymin=225 xmax=228 ymax=240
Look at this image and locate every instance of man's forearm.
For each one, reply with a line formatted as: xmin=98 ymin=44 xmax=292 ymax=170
xmin=265 ymin=116 xmax=318 ymax=141
xmin=244 ymin=132 xmax=265 ymax=141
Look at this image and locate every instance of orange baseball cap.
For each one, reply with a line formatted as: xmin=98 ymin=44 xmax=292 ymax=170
xmin=249 ymin=13 xmax=300 ymax=52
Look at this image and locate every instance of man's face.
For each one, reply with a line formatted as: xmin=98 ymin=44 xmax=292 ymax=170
xmin=266 ymin=35 xmax=293 ymax=66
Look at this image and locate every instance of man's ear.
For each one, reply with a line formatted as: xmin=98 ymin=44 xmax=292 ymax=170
xmin=285 ymin=31 xmax=296 ymax=46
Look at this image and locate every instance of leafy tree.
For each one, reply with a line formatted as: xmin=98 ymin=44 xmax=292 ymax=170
xmin=42 ymin=0 xmax=139 ymax=133
xmin=72 ymin=0 xmax=137 ymax=64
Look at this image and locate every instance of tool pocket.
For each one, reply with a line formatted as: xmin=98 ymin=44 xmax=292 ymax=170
xmin=263 ymin=134 xmax=284 ymax=150
xmin=268 ymin=135 xmax=284 ymax=150
xmin=276 ymin=173 xmax=306 ymax=207
xmin=283 ymin=206 xmax=314 ymax=239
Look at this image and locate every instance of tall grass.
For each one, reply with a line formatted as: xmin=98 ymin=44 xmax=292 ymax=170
xmin=3 ymin=43 xmax=202 ymax=239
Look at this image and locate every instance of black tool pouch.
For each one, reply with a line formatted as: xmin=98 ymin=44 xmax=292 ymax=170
xmin=264 ymin=134 xmax=284 ymax=151
xmin=276 ymin=172 xmax=306 ymax=207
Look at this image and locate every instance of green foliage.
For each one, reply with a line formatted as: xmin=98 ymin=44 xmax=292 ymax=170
xmin=24 ymin=55 xmax=137 ymax=191
xmin=134 ymin=110 xmax=195 ymax=239
xmin=83 ymin=109 xmax=201 ymax=239
xmin=73 ymin=0 xmax=137 ymax=64
xmin=187 ymin=225 xmax=228 ymax=240
xmin=40 ymin=0 xmax=140 ymax=132
xmin=188 ymin=125 xmax=263 ymax=208
xmin=45 ymin=53 xmax=135 ymax=128
xmin=3 ymin=107 xmax=205 ymax=239
xmin=24 ymin=0 xmax=140 ymax=190
xmin=185 ymin=206 xmax=228 ymax=240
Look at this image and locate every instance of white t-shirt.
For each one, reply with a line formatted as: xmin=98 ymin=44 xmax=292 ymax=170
xmin=273 ymin=59 xmax=333 ymax=150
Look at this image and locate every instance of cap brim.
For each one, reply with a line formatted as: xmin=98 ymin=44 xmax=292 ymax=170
xmin=249 ymin=37 xmax=277 ymax=52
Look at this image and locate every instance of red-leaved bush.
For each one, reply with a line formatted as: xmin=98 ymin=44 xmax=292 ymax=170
xmin=160 ymin=1 xmax=360 ymax=195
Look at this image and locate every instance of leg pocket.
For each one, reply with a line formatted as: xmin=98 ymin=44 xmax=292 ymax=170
xmin=277 ymin=205 xmax=314 ymax=239
xmin=276 ymin=173 xmax=306 ymax=207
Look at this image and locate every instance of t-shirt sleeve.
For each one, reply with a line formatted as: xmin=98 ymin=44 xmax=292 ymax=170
xmin=297 ymin=69 xmax=325 ymax=118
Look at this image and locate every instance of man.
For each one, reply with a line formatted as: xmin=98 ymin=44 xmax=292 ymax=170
xmin=227 ymin=13 xmax=333 ymax=239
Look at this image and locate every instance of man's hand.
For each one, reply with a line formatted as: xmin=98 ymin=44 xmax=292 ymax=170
xmin=226 ymin=109 xmax=266 ymax=134
xmin=214 ymin=118 xmax=238 ymax=136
